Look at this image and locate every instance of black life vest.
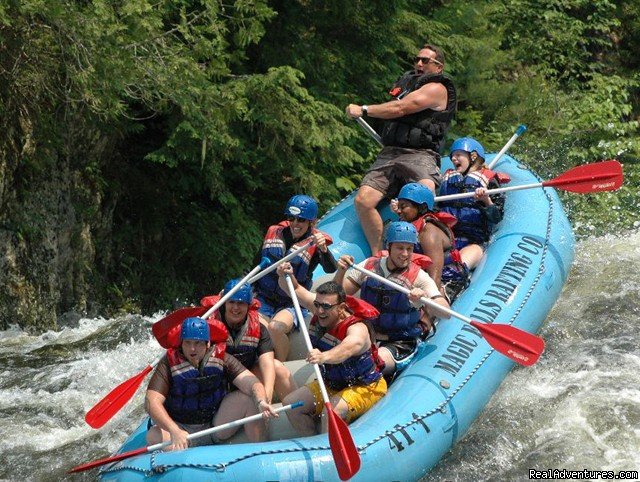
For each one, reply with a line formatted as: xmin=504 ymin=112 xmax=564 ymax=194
xmin=381 ymin=72 xmax=457 ymax=153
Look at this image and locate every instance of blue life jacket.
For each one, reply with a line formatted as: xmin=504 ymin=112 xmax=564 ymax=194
xmin=360 ymin=257 xmax=424 ymax=341
xmin=309 ymin=297 xmax=383 ymax=390
xmin=438 ymin=168 xmax=497 ymax=243
xmin=164 ymin=344 xmax=227 ymax=424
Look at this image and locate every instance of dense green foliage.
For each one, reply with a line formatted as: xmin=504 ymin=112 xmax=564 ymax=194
xmin=1 ymin=0 xmax=638 ymax=317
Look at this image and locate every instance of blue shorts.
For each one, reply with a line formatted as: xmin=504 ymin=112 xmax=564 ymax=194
xmin=256 ymin=295 xmax=309 ymax=328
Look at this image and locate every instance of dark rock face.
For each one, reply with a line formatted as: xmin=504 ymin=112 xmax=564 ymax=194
xmin=0 ymin=105 xmax=118 ymax=332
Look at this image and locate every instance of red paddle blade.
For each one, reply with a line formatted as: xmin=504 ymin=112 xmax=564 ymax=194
xmin=325 ymin=402 xmax=361 ymax=480
xmin=152 ymin=306 xmax=208 ymax=348
xmin=471 ymin=321 xmax=545 ymax=366
xmin=544 ymin=160 xmax=623 ymax=193
xmin=85 ymin=365 xmax=153 ymax=428
xmin=68 ymin=446 xmax=148 ymax=473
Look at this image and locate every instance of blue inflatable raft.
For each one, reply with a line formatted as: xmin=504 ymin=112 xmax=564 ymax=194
xmin=99 ymin=153 xmax=575 ymax=481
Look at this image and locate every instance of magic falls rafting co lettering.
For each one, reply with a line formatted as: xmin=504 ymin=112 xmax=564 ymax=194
xmin=434 ymin=235 xmax=544 ymax=376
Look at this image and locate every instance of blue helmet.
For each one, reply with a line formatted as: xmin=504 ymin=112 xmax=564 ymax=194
xmin=385 ymin=221 xmax=418 ymax=247
xmin=284 ymin=195 xmax=318 ymax=221
xmin=223 ymin=278 xmax=253 ymax=304
xmin=180 ymin=317 xmax=210 ymax=342
xmin=398 ymin=183 xmax=435 ymax=211
xmin=450 ymin=137 xmax=485 ymax=161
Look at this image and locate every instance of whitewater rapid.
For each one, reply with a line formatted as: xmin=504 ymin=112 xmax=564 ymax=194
xmin=0 ymin=232 xmax=638 ymax=481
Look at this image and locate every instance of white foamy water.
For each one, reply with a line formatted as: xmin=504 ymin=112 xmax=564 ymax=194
xmin=429 ymin=231 xmax=640 ymax=481
xmin=1 ymin=234 xmax=639 ymax=481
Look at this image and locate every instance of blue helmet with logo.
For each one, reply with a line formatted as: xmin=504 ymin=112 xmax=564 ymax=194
xmin=450 ymin=137 xmax=485 ymax=161
xmin=223 ymin=278 xmax=253 ymax=304
xmin=398 ymin=183 xmax=435 ymax=211
xmin=385 ymin=221 xmax=418 ymax=247
xmin=284 ymin=195 xmax=318 ymax=221
xmin=181 ymin=317 xmax=210 ymax=342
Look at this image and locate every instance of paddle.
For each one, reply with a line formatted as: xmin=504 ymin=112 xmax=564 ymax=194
xmin=355 ymin=117 xmax=383 ymax=146
xmin=348 ymin=263 xmax=544 ymax=366
xmin=71 ymin=401 xmax=303 ymax=473
xmin=85 ymin=258 xmax=272 ymax=429
xmin=284 ymin=275 xmax=361 ymax=481
xmin=486 ymin=124 xmax=527 ymax=169
xmin=247 ymin=240 xmax=314 ymax=285
xmin=435 ymin=160 xmax=623 ymax=202
xmin=85 ymin=354 xmax=164 ymax=429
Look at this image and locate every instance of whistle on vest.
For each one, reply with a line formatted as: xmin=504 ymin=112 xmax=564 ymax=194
xmin=389 ymin=86 xmax=410 ymax=100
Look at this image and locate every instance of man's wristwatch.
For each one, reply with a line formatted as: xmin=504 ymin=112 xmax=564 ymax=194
xmin=361 ymin=105 xmax=368 ymax=116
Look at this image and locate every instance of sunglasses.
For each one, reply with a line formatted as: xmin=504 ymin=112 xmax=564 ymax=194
xmin=286 ymin=215 xmax=310 ymax=223
xmin=313 ymin=300 xmax=340 ymax=311
xmin=414 ymin=56 xmax=442 ymax=66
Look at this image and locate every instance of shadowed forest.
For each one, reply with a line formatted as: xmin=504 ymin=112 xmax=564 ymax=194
xmin=1 ymin=0 xmax=638 ymax=330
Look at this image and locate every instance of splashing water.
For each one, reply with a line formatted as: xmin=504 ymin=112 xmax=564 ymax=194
xmin=1 ymin=233 xmax=639 ymax=481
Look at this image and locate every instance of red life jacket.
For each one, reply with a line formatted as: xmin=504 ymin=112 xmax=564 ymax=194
xmin=256 ymin=221 xmax=333 ymax=307
xmin=201 ymin=294 xmax=264 ymax=369
xmin=412 ymin=213 xmax=463 ymax=265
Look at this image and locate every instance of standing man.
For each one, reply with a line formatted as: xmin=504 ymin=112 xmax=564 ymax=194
xmin=277 ymin=267 xmax=387 ymax=436
xmin=334 ymin=222 xmax=451 ymax=377
xmin=145 ymin=317 xmax=278 ymax=449
xmin=346 ymin=43 xmax=457 ymax=254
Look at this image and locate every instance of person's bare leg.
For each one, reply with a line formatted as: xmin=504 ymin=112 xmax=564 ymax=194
xmin=354 ymin=185 xmax=386 ymax=255
xmin=377 ymin=346 xmax=396 ymax=377
xmin=274 ymin=359 xmax=297 ymax=401
xmin=459 ymin=244 xmax=484 ymax=270
xmin=146 ymin=425 xmax=170 ymax=445
xmin=267 ymin=310 xmax=294 ymax=361
xmin=417 ymin=178 xmax=436 ymax=193
xmin=319 ymin=394 xmax=350 ymax=433
xmin=213 ymin=391 xmax=265 ymax=442
xmin=283 ymin=387 xmax=318 ymax=436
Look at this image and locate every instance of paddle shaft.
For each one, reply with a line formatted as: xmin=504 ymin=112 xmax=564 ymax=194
xmin=284 ymin=275 xmax=362 ymax=480
xmin=356 ymin=117 xmax=383 ymax=146
xmin=348 ymin=263 xmax=544 ymax=365
xmin=348 ymin=263 xmax=464 ymax=322
xmin=285 ymin=275 xmax=331 ymax=402
xmin=71 ymin=402 xmax=302 ymax=473
xmin=248 ymin=240 xmax=313 ymax=285
xmin=486 ymin=124 xmax=527 ymax=169
xmin=435 ymin=163 xmax=621 ymax=202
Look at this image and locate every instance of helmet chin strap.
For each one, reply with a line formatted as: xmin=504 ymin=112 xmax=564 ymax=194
xmin=462 ymin=152 xmax=478 ymax=177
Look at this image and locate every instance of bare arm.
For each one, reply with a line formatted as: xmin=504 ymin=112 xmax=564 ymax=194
xmin=276 ymin=263 xmax=316 ymax=310
xmin=346 ymin=82 xmax=448 ymax=120
xmin=307 ymin=323 xmax=370 ymax=365
xmin=257 ymin=351 xmax=276 ymax=403
xmin=145 ymin=389 xmax=189 ymax=450
xmin=233 ymin=370 xmax=278 ymax=418
xmin=334 ymin=255 xmax=361 ymax=295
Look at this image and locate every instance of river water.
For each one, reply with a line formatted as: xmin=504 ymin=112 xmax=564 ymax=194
xmin=1 ymin=232 xmax=639 ymax=482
